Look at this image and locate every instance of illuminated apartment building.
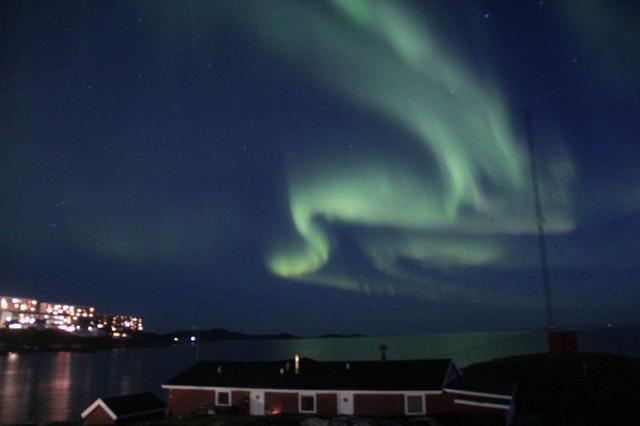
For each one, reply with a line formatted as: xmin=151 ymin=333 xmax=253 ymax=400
xmin=38 ymin=302 xmax=96 ymax=333
xmin=0 ymin=294 xmax=143 ymax=335
xmin=0 ymin=296 xmax=39 ymax=329
xmin=95 ymin=314 xmax=143 ymax=337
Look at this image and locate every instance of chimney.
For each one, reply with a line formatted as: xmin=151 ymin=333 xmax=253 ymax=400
xmin=294 ymin=353 xmax=300 ymax=375
xmin=379 ymin=344 xmax=388 ymax=361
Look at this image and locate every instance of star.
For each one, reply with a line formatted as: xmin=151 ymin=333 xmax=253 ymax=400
xmin=484 ymin=12 xmax=491 ymax=19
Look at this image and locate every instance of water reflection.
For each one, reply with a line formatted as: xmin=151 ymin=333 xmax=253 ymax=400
xmin=0 ymin=352 xmax=94 ymax=423
xmin=44 ymin=352 xmax=71 ymax=420
xmin=0 ymin=353 xmax=26 ymax=422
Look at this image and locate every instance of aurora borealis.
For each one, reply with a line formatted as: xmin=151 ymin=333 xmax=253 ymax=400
xmin=254 ymin=0 xmax=573 ymax=298
xmin=1 ymin=1 xmax=639 ymax=334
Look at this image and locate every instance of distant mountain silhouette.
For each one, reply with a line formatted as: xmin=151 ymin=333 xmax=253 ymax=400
xmin=165 ymin=328 xmax=298 ymax=341
xmin=164 ymin=328 xmax=369 ymax=341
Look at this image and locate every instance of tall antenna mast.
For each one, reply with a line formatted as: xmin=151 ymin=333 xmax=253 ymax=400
xmin=524 ymin=110 xmax=555 ymax=330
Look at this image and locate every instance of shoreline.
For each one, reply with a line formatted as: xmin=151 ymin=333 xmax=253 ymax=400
xmin=0 ymin=328 xmax=169 ymax=354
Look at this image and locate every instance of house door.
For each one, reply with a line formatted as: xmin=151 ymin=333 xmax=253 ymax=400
xmin=337 ymin=392 xmax=354 ymax=415
xmin=249 ymin=390 xmax=265 ymax=415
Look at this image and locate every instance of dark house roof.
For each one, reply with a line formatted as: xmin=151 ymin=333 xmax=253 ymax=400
xmin=444 ymin=375 xmax=516 ymax=398
xmin=81 ymin=392 xmax=166 ymax=420
xmin=164 ymin=358 xmax=453 ymax=391
xmin=101 ymin=393 xmax=166 ymax=416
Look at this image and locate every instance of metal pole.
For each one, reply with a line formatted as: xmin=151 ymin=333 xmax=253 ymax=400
xmin=524 ymin=110 xmax=555 ymax=330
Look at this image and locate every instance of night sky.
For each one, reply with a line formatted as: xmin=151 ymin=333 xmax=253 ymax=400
xmin=2 ymin=1 xmax=639 ymax=335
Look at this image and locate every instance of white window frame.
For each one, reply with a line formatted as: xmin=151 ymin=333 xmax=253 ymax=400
xmin=216 ymin=390 xmax=231 ymax=406
xmin=298 ymin=393 xmax=316 ymax=414
xmin=404 ymin=393 xmax=426 ymax=415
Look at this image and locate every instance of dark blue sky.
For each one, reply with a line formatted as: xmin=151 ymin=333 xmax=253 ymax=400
xmin=2 ymin=1 xmax=639 ymax=335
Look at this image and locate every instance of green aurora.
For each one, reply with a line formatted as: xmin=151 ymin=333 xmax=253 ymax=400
xmin=247 ymin=0 xmax=575 ymax=298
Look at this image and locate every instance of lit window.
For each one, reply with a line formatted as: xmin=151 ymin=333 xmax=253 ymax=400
xmin=216 ymin=391 xmax=231 ymax=406
xmin=405 ymin=395 xmax=425 ymax=415
xmin=299 ymin=395 xmax=316 ymax=413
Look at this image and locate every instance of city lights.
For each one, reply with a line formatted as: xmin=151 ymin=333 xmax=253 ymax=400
xmin=0 ymin=294 xmax=143 ymax=337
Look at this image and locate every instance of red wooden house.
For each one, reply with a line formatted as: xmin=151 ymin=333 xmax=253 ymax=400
xmin=163 ymin=357 xmax=458 ymax=417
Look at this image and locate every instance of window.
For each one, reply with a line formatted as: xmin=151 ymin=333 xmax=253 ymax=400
xmin=299 ymin=394 xmax=316 ymax=413
xmin=405 ymin=394 xmax=425 ymax=415
xmin=216 ymin=391 xmax=231 ymax=406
